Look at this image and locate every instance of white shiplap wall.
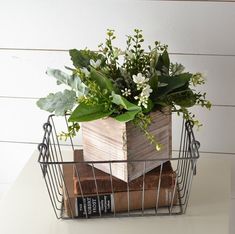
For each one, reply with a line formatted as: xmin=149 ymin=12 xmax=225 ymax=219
xmin=0 ymin=0 xmax=235 ymax=194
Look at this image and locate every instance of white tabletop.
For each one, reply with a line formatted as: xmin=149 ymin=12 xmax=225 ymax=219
xmin=0 ymin=152 xmax=230 ymax=234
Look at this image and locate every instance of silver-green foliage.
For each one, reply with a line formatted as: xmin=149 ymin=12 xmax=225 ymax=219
xmin=37 ymin=68 xmax=88 ymax=115
xmin=36 ymin=89 xmax=76 ymax=116
xmin=46 ymin=68 xmax=88 ymax=96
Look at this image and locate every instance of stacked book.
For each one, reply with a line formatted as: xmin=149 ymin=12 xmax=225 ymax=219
xmin=63 ymin=150 xmax=177 ymax=218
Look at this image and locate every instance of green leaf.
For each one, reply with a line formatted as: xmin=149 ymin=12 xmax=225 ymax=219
xmin=114 ymin=109 xmax=140 ymax=122
xmin=156 ymin=50 xmax=170 ymax=75
xmin=153 ymin=100 xmax=169 ymax=107
xmin=46 ymin=68 xmax=88 ymax=96
xmin=90 ymin=68 xmax=117 ymax=93
xmin=69 ymin=49 xmax=91 ymax=69
xmin=162 ymin=50 xmax=170 ymax=70
xmin=69 ymin=49 xmax=104 ymax=69
xmin=156 ymin=73 xmax=192 ymax=98
xmin=149 ymin=73 xmax=158 ymax=96
xmin=68 ymin=103 xmax=113 ymax=122
xmin=36 ymin=90 xmax=76 ymax=116
xmin=111 ymin=93 xmax=141 ymax=111
xmin=171 ymin=89 xmax=197 ymax=107
xmin=111 ymin=93 xmax=141 ymax=122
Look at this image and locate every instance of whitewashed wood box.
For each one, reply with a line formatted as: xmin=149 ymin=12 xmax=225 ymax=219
xmin=81 ymin=109 xmax=172 ymax=182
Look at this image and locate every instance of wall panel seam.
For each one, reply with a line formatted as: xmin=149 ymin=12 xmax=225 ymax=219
xmin=0 ymin=141 xmax=234 ymax=155
xmin=0 ymin=140 xmax=81 ymax=147
xmin=0 ymin=96 xmax=38 ymax=100
xmin=1 ymin=47 xmax=235 ymax=57
xmin=149 ymin=0 xmax=235 ymax=2
xmin=0 ymin=96 xmax=234 ymax=108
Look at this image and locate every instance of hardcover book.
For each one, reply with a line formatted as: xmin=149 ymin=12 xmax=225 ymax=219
xmin=73 ymin=149 xmax=176 ymax=195
xmin=65 ymin=190 xmax=176 ymax=217
xmin=62 ymin=150 xmax=177 ymax=217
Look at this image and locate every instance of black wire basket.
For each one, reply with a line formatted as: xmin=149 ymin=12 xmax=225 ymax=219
xmin=38 ymin=115 xmax=200 ymax=219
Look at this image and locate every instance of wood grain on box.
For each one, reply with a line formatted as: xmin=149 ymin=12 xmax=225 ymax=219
xmin=82 ymin=108 xmax=172 ymax=181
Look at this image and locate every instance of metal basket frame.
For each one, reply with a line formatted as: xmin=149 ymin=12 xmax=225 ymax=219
xmin=38 ymin=115 xmax=200 ymax=219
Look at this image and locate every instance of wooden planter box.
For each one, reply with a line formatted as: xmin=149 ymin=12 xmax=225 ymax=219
xmin=82 ymin=108 xmax=172 ymax=182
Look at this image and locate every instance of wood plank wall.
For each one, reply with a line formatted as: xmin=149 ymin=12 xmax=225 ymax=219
xmin=0 ymin=0 xmax=235 ymax=187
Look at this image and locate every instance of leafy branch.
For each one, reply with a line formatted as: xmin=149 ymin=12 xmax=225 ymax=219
xmin=37 ymin=29 xmax=211 ymax=146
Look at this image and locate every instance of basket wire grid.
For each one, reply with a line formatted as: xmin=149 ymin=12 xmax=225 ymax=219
xmin=38 ymin=115 xmax=200 ymax=219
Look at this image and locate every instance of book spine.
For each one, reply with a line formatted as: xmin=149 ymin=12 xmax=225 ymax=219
xmin=65 ymin=189 xmax=177 ymax=217
xmin=76 ymin=195 xmax=112 ymax=217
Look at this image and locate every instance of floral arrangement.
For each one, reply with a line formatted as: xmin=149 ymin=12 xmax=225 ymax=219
xmin=37 ymin=29 xmax=211 ymax=150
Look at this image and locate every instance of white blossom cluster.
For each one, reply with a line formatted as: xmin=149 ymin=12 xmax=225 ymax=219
xmin=133 ymin=73 xmax=152 ymax=108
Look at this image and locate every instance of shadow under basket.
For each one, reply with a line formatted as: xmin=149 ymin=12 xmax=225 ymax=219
xmin=38 ymin=115 xmax=200 ymax=219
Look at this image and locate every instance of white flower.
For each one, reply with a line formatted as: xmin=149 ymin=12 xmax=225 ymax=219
xmin=90 ymin=59 xmax=101 ymax=68
xmin=132 ymin=73 xmax=147 ymax=84
xmin=80 ymin=67 xmax=90 ymax=77
xmin=133 ymin=73 xmax=152 ymax=108
xmin=141 ymin=102 xmax=148 ymax=108
xmin=121 ymin=88 xmax=131 ymax=97
xmin=138 ymin=96 xmax=148 ymax=108
xmin=135 ymin=95 xmax=148 ymax=108
xmin=141 ymin=85 xmax=152 ymax=97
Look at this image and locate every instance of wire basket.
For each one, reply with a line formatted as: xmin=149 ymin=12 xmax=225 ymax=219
xmin=38 ymin=115 xmax=200 ymax=219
